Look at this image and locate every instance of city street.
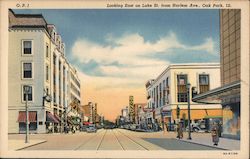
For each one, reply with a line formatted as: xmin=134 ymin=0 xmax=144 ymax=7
xmin=9 ymin=129 xmax=222 ymax=150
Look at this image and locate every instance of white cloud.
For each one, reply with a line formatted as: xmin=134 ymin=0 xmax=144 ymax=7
xmin=71 ymin=32 xmax=217 ymax=90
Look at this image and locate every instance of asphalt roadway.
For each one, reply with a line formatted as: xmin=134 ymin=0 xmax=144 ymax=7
xmin=9 ymin=129 xmax=221 ymax=150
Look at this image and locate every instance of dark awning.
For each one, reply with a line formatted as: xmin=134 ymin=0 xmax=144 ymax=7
xmin=192 ymin=81 xmax=240 ymax=104
xmin=17 ymin=111 xmax=37 ymax=122
xmin=46 ymin=112 xmax=59 ymax=123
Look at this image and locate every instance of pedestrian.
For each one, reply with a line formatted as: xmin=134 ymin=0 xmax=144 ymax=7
xmin=178 ymin=122 xmax=183 ymax=139
xmin=218 ymin=121 xmax=222 ymax=137
xmin=211 ymin=122 xmax=219 ymax=146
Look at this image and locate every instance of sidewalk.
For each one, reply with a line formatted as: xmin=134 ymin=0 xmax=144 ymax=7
xmin=8 ymin=139 xmax=47 ymax=150
xmin=175 ymin=132 xmax=240 ymax=150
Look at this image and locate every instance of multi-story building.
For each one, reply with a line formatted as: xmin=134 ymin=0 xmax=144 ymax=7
xmin=134 ymin=103 xmax=147 ymax=125
xmin=136 ymin=103 xmax=147 ymax=128
xmin=81 ymin=102 xmax=97 ymax=124
xmin=193 ymin=9 xmax=241 ymax=139
xmin=121 ymin=106 xmax=129 ymax=123
xmin=8 ymin=10 xmax=81 ymax=133
xmin=145 ymin=63 xmax=222 ymax=130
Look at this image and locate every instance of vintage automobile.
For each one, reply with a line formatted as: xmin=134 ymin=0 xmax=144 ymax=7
xmin=86 ymin=125 xmax=97 ymax=133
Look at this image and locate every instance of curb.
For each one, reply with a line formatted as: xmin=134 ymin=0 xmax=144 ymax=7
xmin=173 ymin=138 xmax=228 ymax=150
xmin=16 ymin=140 xmax=47 ymax=151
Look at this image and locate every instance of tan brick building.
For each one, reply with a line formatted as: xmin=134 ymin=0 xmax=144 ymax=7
xmin=193 ymin=9 xmax=241 ymax=139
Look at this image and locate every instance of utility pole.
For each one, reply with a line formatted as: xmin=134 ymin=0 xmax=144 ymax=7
xmin=24 ymin=85 xmax=31 ymax=143
xmin=187 ymin=83 xmax=192 ymax=140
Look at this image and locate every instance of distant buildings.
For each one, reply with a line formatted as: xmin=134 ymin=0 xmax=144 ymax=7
xmin=145 ymin=63 xmax=222 ymax=130
xmin=193 ymin=9 xmax=241 ymax=139
xmin=133 ymin=103 xmax=147 ymax=125
xmin=8 ymin=9 xmax=81 ymax=133
xmin=81 ymin=102 xmax=98 ymax=124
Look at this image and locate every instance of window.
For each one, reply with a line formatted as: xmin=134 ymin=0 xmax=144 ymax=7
xmin=46 ymin=65 xmax=49 ymax=81
xmin=177 ymin=74 xmax=188 ymax=102
xmin=177 ymin=75 xmax=187 ymax=85
xmin=46 ymin=44 xmax=49 ymax=58
xmin=23 ymin=62 xmax=32 ymax=78
xmin=199 ymin=74 xmax=210 ymax=93
xmin=53 ymin=92 xmax=56 ymax=103
xmin=23 ymin=40 xmax=32 ymax=54
xmin=23 ymin=85 xmax=33 ymax=101
xmin=177 ymin=93 xmax=187 ymax=102
xmin=199 ymin=74 xmax=209 ymax=85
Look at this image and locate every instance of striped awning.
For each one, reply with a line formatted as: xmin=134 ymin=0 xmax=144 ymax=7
xmin=54 ymin=114 xmax=61 ymax=122
xmin=46 ymin=112 xmax=59 ymax=123
xmin=17 ymin=111 xmax=37 ymax=122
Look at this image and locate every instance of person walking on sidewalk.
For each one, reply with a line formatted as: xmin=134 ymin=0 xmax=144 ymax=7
xmin=211 ymin=122 xmax=219 ymax=146
xmin=177 ymin=122 xmax=183 ymax=139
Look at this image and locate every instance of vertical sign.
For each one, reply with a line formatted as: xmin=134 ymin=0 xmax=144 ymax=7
xmin=129 ymin=96 xmax=134 ymax=123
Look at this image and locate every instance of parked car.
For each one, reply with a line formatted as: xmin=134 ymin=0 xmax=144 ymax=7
xmin=80 ymin=125 xmax=88 ymax=132
xmin=186 ymin=121 xmax=206 ymax=132
xmin=86 ymin=125 xmax=97 ymax=133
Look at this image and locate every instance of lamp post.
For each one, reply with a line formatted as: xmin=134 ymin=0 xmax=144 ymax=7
xmin=186 ymin=83 xmax=192 ymax=140
xmin=23 ymin=85 xmax=31 ymax=143
xmin=43 ymin=89 xmax=51 ymax=133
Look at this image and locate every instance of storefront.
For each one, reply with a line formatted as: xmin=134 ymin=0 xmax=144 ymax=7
xmin=192 ymin=81 xmax=240 ymax=140
xmin=46 ymin=111 xmax=59 ymax=133
xmin=17 ymin=111 xmax=37 ymax=133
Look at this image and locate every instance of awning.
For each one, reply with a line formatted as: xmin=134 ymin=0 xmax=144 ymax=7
xmin=192 ymin=81 xmax=240 ymax=104
xmin=54 ymin=114 xmax=61 ymax=122
xmin=17 ymin=111 xmax=37 ymax=122
xmin=204 ymin=115 xmax=222 ymax=119
xmin=83 ymin=122 xmax=90 ymax=125
xmin=172 ymin=109 xmax=222 ymax=120
xmin=46 ymin=112 xmax=59 ymax=123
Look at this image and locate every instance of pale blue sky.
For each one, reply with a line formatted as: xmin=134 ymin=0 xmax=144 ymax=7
xmin=14 ymin=9 xmax=220 ymax=78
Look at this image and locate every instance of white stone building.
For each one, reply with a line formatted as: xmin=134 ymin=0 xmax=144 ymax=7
xmin=8 ymin=10 xmax=81 ymax=133
xmin=145 ymin=63 xmax=222 ymax=130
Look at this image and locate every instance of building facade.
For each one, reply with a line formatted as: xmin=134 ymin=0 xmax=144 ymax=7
xmin=134 ymin=103 xmax=147 ymax=125
xmin=193 ymin=9 xmax=241 ymax=139
xmin=81 ymin=102 xmax=97 ymax=124
xmin=8 ymin=10 xmax=81 ymax=133
xmin=145 ymin=63 xmax=222 ymax=130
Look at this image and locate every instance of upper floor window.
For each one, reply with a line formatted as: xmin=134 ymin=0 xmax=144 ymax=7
xmin=46 ymin=65 xmax=49 ymax=81
xmin=53 ymin=54 xmax=56 ymax=65
xmin=177 ymin=74 xmax=188 ymax=102
xmin=199 ymin=74 xmax=210 ymax=93
xmin=177 ymin=75 xmax=187 ymax=85
xmin=23 ymin=40 xmax=32 ymax=55
xmin=46 ymin=44 xmax=49 ymax=58
xmin=23 ymin=62 xmax=32 ymax=78
xmin=22 ymin=85 xmax=33 ymax=102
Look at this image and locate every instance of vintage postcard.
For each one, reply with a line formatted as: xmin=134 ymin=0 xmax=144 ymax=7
xmin=0 ymin=0 xmax=249 ymax=158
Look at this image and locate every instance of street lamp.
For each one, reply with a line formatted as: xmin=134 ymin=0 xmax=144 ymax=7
xmin=42 ymin=89 xmax=51 ymax=133
xmin=186 ymin=83 xmax=192 ymax=140
xmin=23 ymin=85 xmax=31 ymax=143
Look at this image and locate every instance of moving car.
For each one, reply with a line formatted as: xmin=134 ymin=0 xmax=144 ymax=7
xmin=86 ymin=125 xmax=97 ymax=133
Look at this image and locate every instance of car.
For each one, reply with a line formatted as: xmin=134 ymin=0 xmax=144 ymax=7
xmin=86 ymin=125 xmax=97 ymax=133
xmin=80 ymin=125 xmax=88 ymax=132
